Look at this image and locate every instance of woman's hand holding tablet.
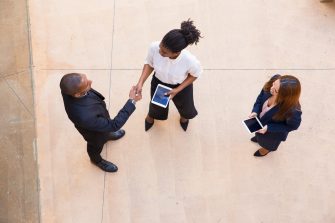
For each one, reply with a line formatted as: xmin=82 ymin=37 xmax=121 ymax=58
xmin=257 ymin=125 xmax=268 ymax=134
xmin=151 ymin=84 xmax=172 ymax=108
xmin=243 ymin=116 xmax=264 ymax=134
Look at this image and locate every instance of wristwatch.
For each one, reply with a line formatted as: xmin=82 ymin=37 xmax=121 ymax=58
xmin=130 ymin=99 xmax=136 ymax=105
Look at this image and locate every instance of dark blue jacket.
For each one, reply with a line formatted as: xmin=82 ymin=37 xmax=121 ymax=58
xmin=62 ymin=89 xmax=135 ymax=136
xmin=252 ymin=90 xmax=302 ymax=141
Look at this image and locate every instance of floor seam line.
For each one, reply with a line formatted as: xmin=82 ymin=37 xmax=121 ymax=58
xmin=38 ymin=68 xmax=335 ymax=71
xmin=0 ymin=69 xmax=31 ymax=78
xmin=3 ymin=77 xmax=34 ymax=118
xmin=101 ymin=0 xmax=116 ymax=222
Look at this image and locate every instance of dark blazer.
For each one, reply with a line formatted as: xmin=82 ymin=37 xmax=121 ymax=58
xmin=252 ymin=89 xmax=302 ymax=141
xmin=62 ymin=88 xmax=136 ymax=138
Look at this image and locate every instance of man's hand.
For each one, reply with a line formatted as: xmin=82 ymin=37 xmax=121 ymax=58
xmin=129 ymin=86 xmax=142 ymax=102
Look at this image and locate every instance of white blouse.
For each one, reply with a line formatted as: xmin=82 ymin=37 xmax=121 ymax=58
xmin=144 ymin=41 xmax=202 ymax=85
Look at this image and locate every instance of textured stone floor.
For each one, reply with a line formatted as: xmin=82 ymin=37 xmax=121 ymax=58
xmin=27 ymin=0 xmax=335 ymax=222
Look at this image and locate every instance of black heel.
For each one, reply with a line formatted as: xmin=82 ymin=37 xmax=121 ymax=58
xmin=180 ymin=119 xmax=189 ymax=131
xmin=254 ymin=149 xmax=270 ymax=157
xmin=145 ymin=119 xmax=154 ymax=131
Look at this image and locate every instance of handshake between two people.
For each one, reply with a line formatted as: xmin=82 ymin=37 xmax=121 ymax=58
xmin=129 ymin=85 xmax=142 ymax=102
xmin=129 ymin=82 xmax=180 ymax=104
xmin=132 ymin=83 xmax=179 ymax=102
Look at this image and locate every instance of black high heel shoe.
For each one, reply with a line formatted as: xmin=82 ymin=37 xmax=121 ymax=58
xmin=180 ymin=119 xmax=189 ymax=131
xmin=145 ymin=119 xmax=154 ymax=131
xmin=254 ymin=149 xmax=270 ymax=157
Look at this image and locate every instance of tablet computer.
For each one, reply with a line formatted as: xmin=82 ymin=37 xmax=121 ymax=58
xmin=243 ymin=117 xmax=264 ymax=134
xmin=151 ymin=84 xmax=172 ymax=108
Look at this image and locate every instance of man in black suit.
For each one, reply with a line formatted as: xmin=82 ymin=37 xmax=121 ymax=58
xmin=60 ymin=73 xmax=142 ymax=172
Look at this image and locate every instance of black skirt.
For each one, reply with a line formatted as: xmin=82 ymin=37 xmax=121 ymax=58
xmin=148 ymin=74 xmax=198 ymax=120
xmin=256 ymin=132 xmax=282 ymax=151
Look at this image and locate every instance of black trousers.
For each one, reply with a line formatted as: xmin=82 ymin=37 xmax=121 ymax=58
xmin=148 ymin=75 xmax=198 ymax=120
xmin=77 ymin=128 xmax=110 ymax=163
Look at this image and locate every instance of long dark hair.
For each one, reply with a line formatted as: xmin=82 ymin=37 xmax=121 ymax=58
xmin=273 ymin=75 xmax=301 ymax=121
xmin=263 ymin=74 xmax=281 ymax=92
xmin=263 ymin=74 xmax=301 ymax=120
xmin=161 ymin=19 xmax=202 ymax=53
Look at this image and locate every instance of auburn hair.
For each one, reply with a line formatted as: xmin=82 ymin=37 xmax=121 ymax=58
xmin=263 ymin=74 xmax=301 ymax=121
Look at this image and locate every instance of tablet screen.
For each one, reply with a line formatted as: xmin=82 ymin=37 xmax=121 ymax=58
xmin=243 ymin=117 xmax=263 ymax=133
xmin=151 ymin=84 xmax=172 ymax=108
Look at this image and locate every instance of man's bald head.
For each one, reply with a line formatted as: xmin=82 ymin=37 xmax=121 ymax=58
xmin=60 ymin=73 xmax=84 ymax=96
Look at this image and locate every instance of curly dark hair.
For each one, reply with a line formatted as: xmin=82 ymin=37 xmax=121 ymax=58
xmin=161 ymin=19 xmax=202 ymax=53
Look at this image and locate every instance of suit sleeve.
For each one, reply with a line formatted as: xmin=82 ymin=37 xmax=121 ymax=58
xmin=78 ymin=100 xmax=136 ymax=132
xmin=252 ymin=90 xmax=265 ymax=114
xmin=267 ymin=109 xmax=302 ymax=133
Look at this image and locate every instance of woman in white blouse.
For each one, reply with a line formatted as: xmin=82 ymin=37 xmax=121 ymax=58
xmin=136 ymin=19 xmax=202 ymax=131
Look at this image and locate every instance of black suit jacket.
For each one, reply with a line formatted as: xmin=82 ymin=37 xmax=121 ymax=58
xmin=62 ymin=88 xmax=136 ymax=140
xmin=252 ymin=89 xmax=302 ymax=141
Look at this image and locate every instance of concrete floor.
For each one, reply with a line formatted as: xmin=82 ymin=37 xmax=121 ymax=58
xmin=1 ymin=0 xmax=39 ymax=222
xmin=29 ymin=0 xmax=335 ymax=222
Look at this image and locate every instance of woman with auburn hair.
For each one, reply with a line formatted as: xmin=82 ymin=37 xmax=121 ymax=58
xmin=248 ymin=74 xmax=302 ymax=157
xmin=135 ymin=19 xmax=202 ymax=131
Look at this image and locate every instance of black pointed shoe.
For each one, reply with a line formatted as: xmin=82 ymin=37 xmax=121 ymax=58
xmin=107 ymin=129 xmax=125 ymax=141
xmin=145 ymin=119 xmax=154 ymax=131
xmin=93 ymin=159 xmax=118 ymax=172
xmin=250 ymin=136 xmax=258 ymax=143
xmin=253 ymin=149 xmax=270 ymax=157
xmin=180 ymin=119 xmax=189 ymax=131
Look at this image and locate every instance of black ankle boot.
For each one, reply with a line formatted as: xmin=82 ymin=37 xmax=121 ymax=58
xmin=180 ymin=119 xmax=189 ymax=131
xmin=145 ymin=119 xmax=154 ymax=131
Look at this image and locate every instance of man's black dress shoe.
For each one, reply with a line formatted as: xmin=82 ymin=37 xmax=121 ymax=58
xmin=254 ymin=149 xmax=270 ymax=157
xmin=145 ymin=119 xmax=154 ymax=131
xmin=93 ymin=159 xmax=118 ymax=172
xmin=107 ymin=129 xmax=125 ymax=141
xmin=250 ymin=136 xmax=258 ymax=143
xmin=180 ymin=119 xmax=189 ymax=131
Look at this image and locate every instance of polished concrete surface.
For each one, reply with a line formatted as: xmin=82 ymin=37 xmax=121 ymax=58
xmin=31 ymin=0 xmax=335 ymax=222
xmin=0 ymin=0 xmax=39 ymax=222
xmin=2 ymin=0 xmax=335 ymax=222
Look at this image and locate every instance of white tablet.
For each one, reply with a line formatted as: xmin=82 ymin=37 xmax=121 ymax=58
xmin=243 ymin=117 xmax=264 ymax=134
xmin=151 ymin=84 xmax=172 ymax=108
